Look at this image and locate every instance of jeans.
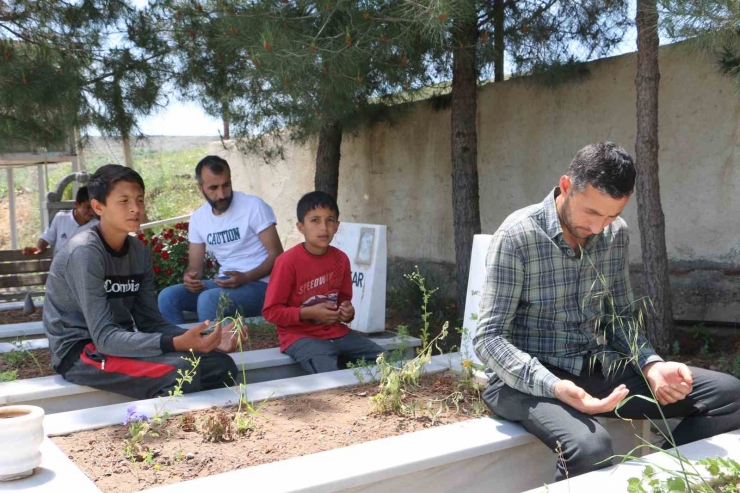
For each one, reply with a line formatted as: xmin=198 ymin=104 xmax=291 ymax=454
xmin=284 ymin=330 xmax=385 ymax=374
xmin=158 ymin=279 xmax=268 ymax=324
xmin=482 ymin=362 xmax=740 ymax=481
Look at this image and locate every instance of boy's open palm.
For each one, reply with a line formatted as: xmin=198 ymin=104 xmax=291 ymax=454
xmin=173 ymin=321 xmax=222 ymax=353
xmin=554 ymin=380 xmax=629 ymax=415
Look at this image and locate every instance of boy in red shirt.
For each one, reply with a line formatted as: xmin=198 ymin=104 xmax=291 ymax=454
xmin=263 ymin=191 xmax=384 ymax=374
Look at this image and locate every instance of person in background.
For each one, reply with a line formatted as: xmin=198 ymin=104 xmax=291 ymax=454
xmin=23 ymin=186 xmax=97 ymax=255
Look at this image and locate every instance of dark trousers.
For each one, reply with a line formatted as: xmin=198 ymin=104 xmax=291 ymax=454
xmin=63 ymin=343 xmax=238 ymax=400
xmin=483 ymin=363 xmax=740 ymax=481
xmin=284 ymin=330 xmax=385 ymax=374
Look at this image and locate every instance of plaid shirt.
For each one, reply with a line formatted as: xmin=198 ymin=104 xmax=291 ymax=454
xmin=473 ymin=188 xmax=662 ymax=398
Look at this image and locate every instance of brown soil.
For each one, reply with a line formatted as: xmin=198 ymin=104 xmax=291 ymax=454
xmin=0 ymin=347 xmax=55 ymax=379
xmin=53 ymin=373 xmax=484 ymax=493
xmin=0 ymin=307 xmax=43 ymax=325
xmin=670 ymin=325 xmax=740 ymax=374
xmin=243 ymin=323 xmax=279 ymax=351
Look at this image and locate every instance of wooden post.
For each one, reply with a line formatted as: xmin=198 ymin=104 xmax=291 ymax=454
xmin=37 ymin=164 xmax=48 ymax=232
xmin=122 ymin=137 xmax=134 ymax=169
xmin=7 ymin=168 xmax=18 ymax=249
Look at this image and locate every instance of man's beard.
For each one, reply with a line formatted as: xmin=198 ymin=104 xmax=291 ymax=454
xmin=559 ymin=195 xmax=591 ymax=240
xmin=204 ymin=191 xmax=233 ymax=213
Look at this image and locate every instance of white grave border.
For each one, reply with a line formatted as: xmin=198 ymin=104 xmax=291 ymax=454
xmin=13 ymin=352 xmax=649 ymax=493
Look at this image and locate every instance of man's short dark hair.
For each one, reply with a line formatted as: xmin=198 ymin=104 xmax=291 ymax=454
xmin=75 ymin=186 xmax=90 ymax=204
xmin=568 ymin=142 xmax=636 ymax=199
xmin=297 ymin=191 xmax=339 ymax=223
xmin=88 ymin=165 xmax=145 ymax=205
xmin=195 ymin=156 xmax=230 ymax=184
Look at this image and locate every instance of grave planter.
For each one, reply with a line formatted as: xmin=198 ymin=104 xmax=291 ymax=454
xmin=0 ymin=404 xmax=45 ymax=481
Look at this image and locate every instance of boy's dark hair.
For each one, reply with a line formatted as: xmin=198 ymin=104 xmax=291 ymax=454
xmin=297 ymin=191 xmax=339 ymax=222
xmin=568 ymin=142 xmax=636 ymax=199
xmin=75 ymin=186 xmax=90 ymax=204
xmin=195 ymin=156 xmax=230 ymax=184
xmin=87 ymin=165 xmax=145 ymax=205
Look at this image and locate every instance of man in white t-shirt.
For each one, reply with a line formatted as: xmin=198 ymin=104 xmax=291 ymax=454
xmin=23 ymin=186 xmax=98 ymax=256
xmin=158 ymin=156 xmax=283 ymax=324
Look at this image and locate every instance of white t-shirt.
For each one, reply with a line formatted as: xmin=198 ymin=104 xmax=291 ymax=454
xmin=189 ymin=192 xmax=277 ymax=282
xmin=41 ymin=210 xmax=99 ymax=253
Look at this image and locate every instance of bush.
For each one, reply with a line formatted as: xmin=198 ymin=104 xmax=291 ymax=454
xmin=136 ymin=222 xmax=218 ymax=292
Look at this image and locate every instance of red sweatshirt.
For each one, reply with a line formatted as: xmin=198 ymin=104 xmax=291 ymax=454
xmin=262 ymin=244 xmax=352 ymax=351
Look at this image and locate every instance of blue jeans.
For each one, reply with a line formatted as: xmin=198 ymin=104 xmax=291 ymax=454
xmin=158 ymin=280 xmax=268 ymax=324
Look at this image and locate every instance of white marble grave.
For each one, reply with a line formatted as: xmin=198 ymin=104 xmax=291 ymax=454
xmin=330 ymin=223 xmax=387 ymax=334
xmin=461 ymin=234 xmax=493 ymax=366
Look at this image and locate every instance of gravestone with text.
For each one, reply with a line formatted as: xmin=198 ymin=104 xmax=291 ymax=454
xmin=330 ymin=223 xmax=387 ymax=333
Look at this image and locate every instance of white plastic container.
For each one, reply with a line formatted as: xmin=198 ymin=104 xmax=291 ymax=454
xmin=0 ymin=405 xmax=45 ymax=481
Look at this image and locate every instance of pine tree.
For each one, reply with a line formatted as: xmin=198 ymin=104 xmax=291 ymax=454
xmin=0 ymin=1 xmax=169 ymax=154
xmin=418 ymin=1 xmax=632 ymax=317
xmin=162 ymin=0 xmax=448 ymax=198
xmin=636 ymin=0 xmax=673 ymax=352
xmin=659 ymin=1 xmax=740 ymax=84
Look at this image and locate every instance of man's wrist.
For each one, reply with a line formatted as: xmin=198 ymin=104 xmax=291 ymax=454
xmin=641 ymin=360 xmax=661 ymax=375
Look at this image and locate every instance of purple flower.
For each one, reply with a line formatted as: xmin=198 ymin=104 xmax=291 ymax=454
xmin=123 ymin=405 xmax=149 ymax=425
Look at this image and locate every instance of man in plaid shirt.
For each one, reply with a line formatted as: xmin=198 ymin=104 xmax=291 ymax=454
xmin=475 ymin=142 xmax=740 ymax=480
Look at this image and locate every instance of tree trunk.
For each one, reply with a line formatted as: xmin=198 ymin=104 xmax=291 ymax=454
xmin=451 ymin=19 xmax=482 ymax=320
xmin=494 ymin=0 xmax=505 ymax=82
xmin=315 ymin=120 xmax=342 ymax=199
xmin=122 ymin=135 xmax=134 ymax=169
xmin=635 ymin=0 xmax=673 ymax=353
xmin=222 ymin=101 xmax=230 ymax=140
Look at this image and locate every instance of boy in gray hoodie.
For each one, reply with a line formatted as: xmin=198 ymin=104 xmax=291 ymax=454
xmin=44 ymin=164 xmax=243 ymax=399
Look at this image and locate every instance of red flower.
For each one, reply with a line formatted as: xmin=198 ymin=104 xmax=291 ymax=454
xmin=206 ymin=260 xmax=214 ymax=268
xmin=161 ymin=251 xmax=169 ymax=260
xmin=171 ymin=238 xmax=178 ymax=245
xmin=151 ymin=237 xmax=158 ymax=245
xmin=167 ymin=228 xmax=174 ymax=235
xmin=165 ymin=269 xmax=173 ymax=276
xmin=178 ymin=237 xmax=186 ymax=243
xmin=137 ymin=233 xmax=145 ymax=241
xmin=154 ymin=266 xmax=161 ymax=275
xmin=154 ymin=244 xmax=163 ymax=252
xmin=180 ymin=257 xmax=187 ymax=264
xmin=174 ymin=223 xmax=181 ymax=230
xmin=142 ymin=239 xmax=148 ymax=246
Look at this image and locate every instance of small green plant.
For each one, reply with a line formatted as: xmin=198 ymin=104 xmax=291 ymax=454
xmin=201 ymin=410 xmax=235 ymax=442
xmin=626 ymin=457 xmax=740 ymax=492
xmin=213 ymin=292 xmax=269 ymax=436
xmin=669 ymin=340 xmax=681 ymax=359
xmin=693 ymin=323 xmax=714 ymax=355
xmin=404 ymin=266 xmax=439 ymax=349
xmin=123 ymin=351 xmax=201 ymax=463
xmin=371 ymin=321 xmax=448 ymax=415
xmin=0 ymin=370 xmax=18 ymax=382
xmin=346 ymin=357 xmax=378 ymax=384
xmin=0 ymin=339 xmax=44 ymax=375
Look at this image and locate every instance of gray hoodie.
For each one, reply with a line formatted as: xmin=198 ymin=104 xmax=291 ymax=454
xmin=43 ymin=227 xmax=182 ymax=374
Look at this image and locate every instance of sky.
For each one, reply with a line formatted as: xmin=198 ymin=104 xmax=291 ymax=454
xmin=130 ymin=1 xmax=639 ymax=137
